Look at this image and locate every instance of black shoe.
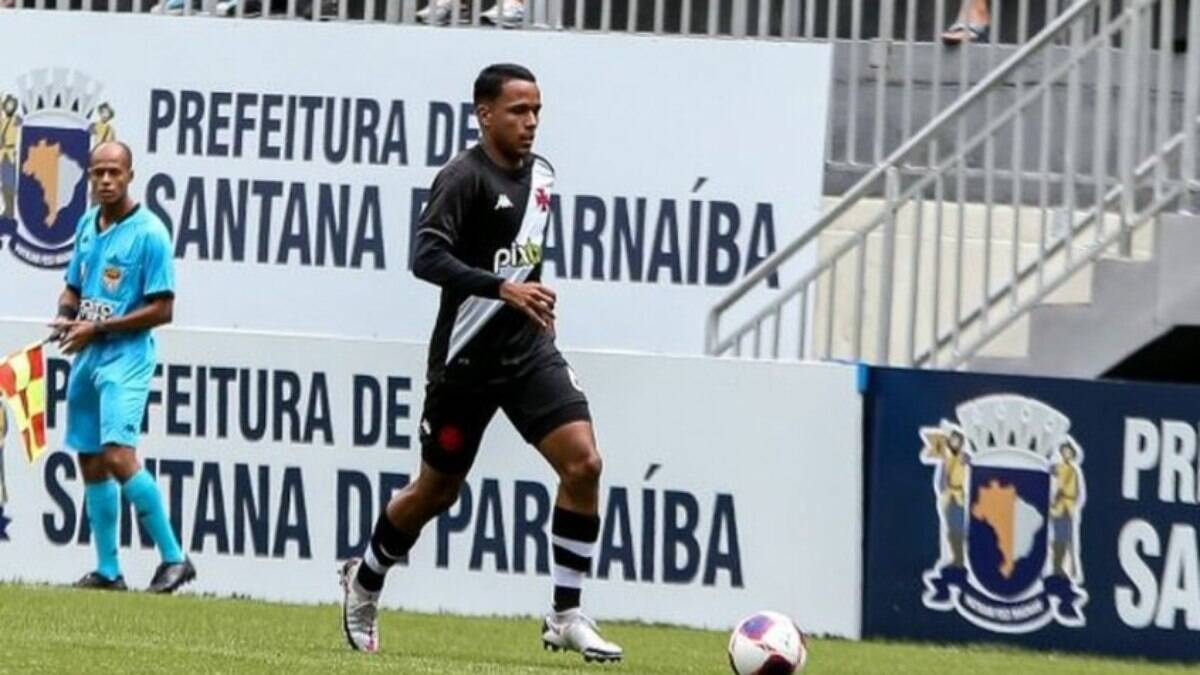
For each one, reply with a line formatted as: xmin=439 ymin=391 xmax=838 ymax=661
xmin=74 ymin=571 xmax=128 ymax=591
xmin=147 ymin=558 xmax=196 ymax=594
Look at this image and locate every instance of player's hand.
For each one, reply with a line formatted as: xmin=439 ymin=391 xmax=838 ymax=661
xmin=58 ymin=321 xmax=98 ymax=355
xmin=47 ymin=317 xmax=73 ymax=342
xmin=499 ymin=281 xmax=556 ymax=332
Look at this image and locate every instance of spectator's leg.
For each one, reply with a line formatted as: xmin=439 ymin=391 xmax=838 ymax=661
xmin=966 ymin=0 xmax=990 ymax=28
xmin=1175 ymin=0 xmax=1190 ymax=53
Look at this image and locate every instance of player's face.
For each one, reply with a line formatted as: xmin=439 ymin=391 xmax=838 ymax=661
xmin=480 ymin=79 xmax=541 ymax=159
xmin=89 ymin=148 xmax=132 ymax=206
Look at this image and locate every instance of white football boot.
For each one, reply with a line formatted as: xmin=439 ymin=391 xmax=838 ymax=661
xmin=541 ymin=608 xmax=623 ymax=663
xmin=339 ymin=558 xmax=380 ymax=654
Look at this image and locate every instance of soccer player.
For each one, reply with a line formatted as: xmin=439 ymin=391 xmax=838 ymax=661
xmin=51 ymin=141 xmax=195 ymax=593
xmin=340 ymin=64 xmax=623 ymax=663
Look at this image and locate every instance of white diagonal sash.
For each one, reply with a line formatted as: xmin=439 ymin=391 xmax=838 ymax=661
xmin=445 ymin=157 xmax=554 ymax=364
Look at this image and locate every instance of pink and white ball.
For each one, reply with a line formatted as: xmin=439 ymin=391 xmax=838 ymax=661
xmin=727 ymin=611 xmax=808 ymax=675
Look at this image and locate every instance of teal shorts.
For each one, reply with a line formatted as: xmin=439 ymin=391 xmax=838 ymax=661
xmin=65 ymin=341 xmax=155 ymax=454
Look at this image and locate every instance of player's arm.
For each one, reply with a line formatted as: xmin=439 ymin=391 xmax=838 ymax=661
xmin=56 ymin=286 xmax=80 ymax=319
xmin=59 ymin=296 xmax=174 ymax=354
xmin=49 ymin=286 xmax=81 ymax=341
xmin=49 ymin=230 xmax=85 ymax=340
xmin=413 ymin=235 xmax=556 ymax=330
xmin=412 ymin=167 xmax=555 ymax=330
xmin=412 ymin=230 xmax=505 ymax=299
xmin=57 ymin=293 xmax=174 ymax=355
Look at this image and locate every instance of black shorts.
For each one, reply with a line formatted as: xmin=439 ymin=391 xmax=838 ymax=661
xmin=419 ymin=354 xmax=591 ymax=474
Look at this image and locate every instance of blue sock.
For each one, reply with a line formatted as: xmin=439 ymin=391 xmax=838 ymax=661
xmin=122 ymin=469 xmax=185 ymax=564
xmin=84 ymin=479 xmax=122 ymax=580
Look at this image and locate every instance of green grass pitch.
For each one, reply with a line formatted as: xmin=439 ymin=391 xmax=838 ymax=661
xmin=0 ymin=583 xmax=1192 ymax=674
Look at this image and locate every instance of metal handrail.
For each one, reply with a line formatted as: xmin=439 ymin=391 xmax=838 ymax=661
xmin=706 ymin=0 xmax=1101 ymax=353
xmin=714 ymin=19 xmax=1185 ymax=359
xmin=707 ymin=0 xmax=1200 ymax=369
xmin=916 ymin=118 xmax=1197 ymax=367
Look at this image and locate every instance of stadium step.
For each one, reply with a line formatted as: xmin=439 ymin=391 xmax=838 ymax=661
xmin=969 ymin=214 xmax=1200 ymax=378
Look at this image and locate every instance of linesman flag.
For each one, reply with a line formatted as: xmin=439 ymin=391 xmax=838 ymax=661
xmin=0 ymin=342 xmax=49 ymax=463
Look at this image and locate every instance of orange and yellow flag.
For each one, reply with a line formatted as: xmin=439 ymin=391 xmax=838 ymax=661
xmin=0 ymin=342 xmax=48 ymax=463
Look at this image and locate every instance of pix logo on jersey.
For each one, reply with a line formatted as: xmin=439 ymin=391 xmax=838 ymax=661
xmin=920 ymin=394 xmax=1088 ymax=633
xmin=78 ymin=298 xmax=115 ymax=322
xmin=0 ymin=68 xmax=116 ymax=269
xmin=493 ymin=240 xmax=542 ymax=273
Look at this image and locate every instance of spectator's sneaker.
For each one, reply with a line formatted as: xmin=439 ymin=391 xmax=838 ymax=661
xmin=150 ymin=0 xmax=186 ymax=14
xmin=74 ymin=571 xmax=128 ymax=591
xmin=147 ymin=558 xmax=196 ymax=594
xmin=941 ymin=20 xmax=989 ymax=45
xmin=339 ymin=558 xmax=380 ymax=654
xmin=541 ymin=609 xmax=623 ymax=663
xmin=416 ymin=0 xmax=458 ymax=24
xmin=214 ymin=0 xmax=262 ymax=16
xmin=481 ymin=0 xmax=524 ymax=27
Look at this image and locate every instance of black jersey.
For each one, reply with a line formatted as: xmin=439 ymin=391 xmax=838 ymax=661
xmin=412 ymin=145 xmax=557 ymax=382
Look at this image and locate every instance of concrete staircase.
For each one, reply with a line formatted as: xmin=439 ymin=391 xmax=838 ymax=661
xmin=970 ymin=214 xmax=1200 ymax=378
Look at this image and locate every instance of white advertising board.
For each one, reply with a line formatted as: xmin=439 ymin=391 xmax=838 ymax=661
xmin=0 ymin=12 xmax=829 ymax=355
xmin=0 ymin=320 xmax=862 ymax=637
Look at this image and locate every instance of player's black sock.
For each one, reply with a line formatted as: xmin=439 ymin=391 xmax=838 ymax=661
xmin=355 ymin=512 xmax=418 ymax=593
xmin=551 ymin=506 xmax=600 ymax=613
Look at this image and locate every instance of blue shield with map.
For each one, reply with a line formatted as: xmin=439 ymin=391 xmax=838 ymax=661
xmin=921 ymin=394 xmax=1088 ymax=632
xmin=967 ymin=452 xmax=1050 ymax=599
xmin=16 ymin=111 xmax=89 ymax=254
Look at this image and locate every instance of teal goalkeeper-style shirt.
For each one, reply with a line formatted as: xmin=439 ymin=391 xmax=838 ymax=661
xmin=64 ymin=205 xmax=175 ymax=359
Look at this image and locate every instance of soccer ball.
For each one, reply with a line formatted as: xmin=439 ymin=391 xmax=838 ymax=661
xmin=727 ymin=610 xmax=808 ymax=674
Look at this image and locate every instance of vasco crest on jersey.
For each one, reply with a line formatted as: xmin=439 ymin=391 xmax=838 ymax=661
xmin=0 ymin=68 xmax=116 ymax=269
xmin=919 ymin=394 xmax=1088 ymax=633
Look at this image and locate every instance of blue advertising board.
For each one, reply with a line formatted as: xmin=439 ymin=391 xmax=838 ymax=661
xmin=863 ymin=367 xmax=1200 ymax=660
